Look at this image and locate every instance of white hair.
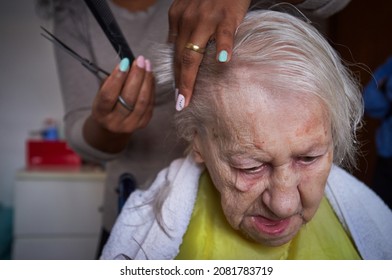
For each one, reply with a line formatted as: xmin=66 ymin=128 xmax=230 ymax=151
xmin=156 ymin=9 xmax=363 ymax=170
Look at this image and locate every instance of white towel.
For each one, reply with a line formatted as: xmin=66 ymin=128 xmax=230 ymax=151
xmin=325 ymin=165 xmax=392 ymax=259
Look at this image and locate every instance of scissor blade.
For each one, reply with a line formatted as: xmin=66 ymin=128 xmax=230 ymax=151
xmin=40 ymin=26 xmax=110 ymax=77
xmin=40 ymin=33 xmax=85 ymax=64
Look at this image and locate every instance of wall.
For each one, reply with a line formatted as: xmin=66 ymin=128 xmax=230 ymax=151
xmin=0 ymin=0 xmax=64 ymax=207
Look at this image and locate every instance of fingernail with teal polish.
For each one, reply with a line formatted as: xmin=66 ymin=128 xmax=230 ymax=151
xmin=119 ymin=58 xmax=130 ymax=72
xmin=218 ymin=50 xmax=228 ymax=63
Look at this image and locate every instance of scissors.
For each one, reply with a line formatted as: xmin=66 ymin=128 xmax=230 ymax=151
xmin=40 ymin=26 xmax=110 ymax=80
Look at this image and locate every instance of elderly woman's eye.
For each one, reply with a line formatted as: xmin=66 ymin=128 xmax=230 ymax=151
xmin=239 ymin=165 xmax=265 ymax=174
xmin=297 ymin=156 xmax=319 ymax=164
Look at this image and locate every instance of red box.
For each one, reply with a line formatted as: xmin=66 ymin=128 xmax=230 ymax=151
xmin=26 ymin=140 xmax=81 ymax=167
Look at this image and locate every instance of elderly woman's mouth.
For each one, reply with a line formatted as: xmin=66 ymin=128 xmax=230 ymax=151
xmin=251 ymin=215 xmax=292 ymax=236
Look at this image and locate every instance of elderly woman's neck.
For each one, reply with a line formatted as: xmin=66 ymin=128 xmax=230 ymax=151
xmin=111 ymin=0 xmax=157 ymax=12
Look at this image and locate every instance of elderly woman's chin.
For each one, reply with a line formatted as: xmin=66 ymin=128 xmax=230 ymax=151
xmin=240 ymin=214 xmax=305 ymax=247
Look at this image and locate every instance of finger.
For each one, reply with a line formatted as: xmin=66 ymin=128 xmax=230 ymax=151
xmin=214 ymin=0 xmax=250 ymax=63
xmin=172 ymin=2 xmax=193 ymax=88
xmin=134 ymin=68 xmax=155 ymax=128
xmin=167 ymin=0 xmax=186 ymax=43
xmin=113 ymin=55 xmax=147 ymax=117
xmin=215 ymin=19 xmax=238 ymax=63
xmin=173 ymin=4 xmax=223 ymax=110
xmin=94 ymin=57 xmax=131 ymax=116
xmin=172 ymin=0 xmax=202 ymax=87
xmin=137 ymin=100 xmax=154 ymax=129
xmin=125 ymin=59 xmax=155 ymax=128
xmin=175 ymin=30 xmax=211 ymax=111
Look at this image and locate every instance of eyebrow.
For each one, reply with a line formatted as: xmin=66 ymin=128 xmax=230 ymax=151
xmin=222 ymin=147 xmax=271 ymax=162
xmin=222 ymin=140 xmax=331 ymax=162
xmin=295 ymin=140 xmax=332 ymax=155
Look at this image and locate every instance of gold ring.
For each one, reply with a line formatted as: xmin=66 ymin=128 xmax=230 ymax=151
xmin=185 ymin=42 xmax=205 ymax=54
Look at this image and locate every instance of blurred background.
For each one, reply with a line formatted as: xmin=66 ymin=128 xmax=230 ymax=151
xmin=0 ymin=1 xmax=63 ymax=207
xmin=328 ymin=0 xmax=392 ymax=187
xmin=0 ymin=1 xmax=64 ymax=259
xmin=0 ymin=0 xmax=105 ymax=260
xmin=0 ymin=0 xmax=391 ymax=259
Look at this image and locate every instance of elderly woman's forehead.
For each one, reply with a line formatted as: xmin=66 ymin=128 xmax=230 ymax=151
xmin=215 ymin=68 xmax=321 ymax=106
xmin=209 ymin=80 xmax=329 ymax=139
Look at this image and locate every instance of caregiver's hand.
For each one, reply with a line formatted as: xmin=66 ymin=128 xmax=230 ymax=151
xmin=83 ymin=55 xmax=155 ymax=153
xmin=168 ymin=0 xmax=251 ymax=111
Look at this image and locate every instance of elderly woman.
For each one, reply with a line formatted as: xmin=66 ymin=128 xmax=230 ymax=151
xmin=101 ymin=9 xmax=392 ymax=260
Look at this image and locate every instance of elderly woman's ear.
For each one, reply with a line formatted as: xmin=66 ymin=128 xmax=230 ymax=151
xmin=191 ymin=133 xmax=205 ymax=164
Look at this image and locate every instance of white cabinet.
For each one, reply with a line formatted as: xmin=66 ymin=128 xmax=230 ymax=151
xmin=12 ymin=167 xmax=105 ymax=260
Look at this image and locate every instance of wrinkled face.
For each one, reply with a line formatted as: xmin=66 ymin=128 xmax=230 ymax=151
xmin=193 ymin=73 xmax=333 ymax=247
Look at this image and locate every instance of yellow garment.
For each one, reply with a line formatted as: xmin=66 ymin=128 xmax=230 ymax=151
xmin=176 ymin=171 xmax=361 ymax=260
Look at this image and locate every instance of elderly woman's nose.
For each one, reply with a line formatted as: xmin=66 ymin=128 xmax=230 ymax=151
xmin=262 ymin=166 xmax=301 ymax=218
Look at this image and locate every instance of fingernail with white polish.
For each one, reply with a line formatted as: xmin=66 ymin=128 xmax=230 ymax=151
xmin=218 ymin=50 xmax=228 ymax=63
xmin=176 ymin=94 xmax=185 ymax=111
xmin=119 ymin=57 xmax=130 ymax=72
